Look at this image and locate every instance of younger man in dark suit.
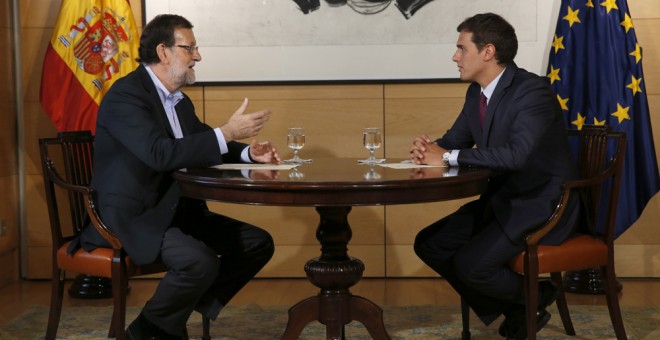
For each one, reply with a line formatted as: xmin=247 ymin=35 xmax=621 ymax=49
xmin=410 ymin=13 xmax=581 ymax=339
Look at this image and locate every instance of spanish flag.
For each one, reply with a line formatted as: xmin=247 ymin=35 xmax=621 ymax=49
xmin=40 ymin=0 xmax=139 ymax=133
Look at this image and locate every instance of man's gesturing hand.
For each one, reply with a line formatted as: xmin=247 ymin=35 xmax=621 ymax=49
xmin=220 ymin=98 xmax=271 ymax=142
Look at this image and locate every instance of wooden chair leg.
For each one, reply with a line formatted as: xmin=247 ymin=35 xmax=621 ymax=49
xmin=201 ymin=315 xmax=211 ymax=340
xmin=45 ymin=268 xmax=65 ymax=340
xmin=524 ymin=274 xmax=539 ymax=340
xmin=602 ymin=265 xmax=627 ymax=339
xmin=552 ymin=272 xmax=575 ymax=335
xmin=524 ymin=254 xmax=540 ymax=340
xmin=460 ymin=297 xmax=471 ymax=340
xmin=110 ymin=263 xmax=128 ymax=340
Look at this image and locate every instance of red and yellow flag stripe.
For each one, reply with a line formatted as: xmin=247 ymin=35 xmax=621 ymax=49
xmin=40 ymin=0 xmax=139 ymax=133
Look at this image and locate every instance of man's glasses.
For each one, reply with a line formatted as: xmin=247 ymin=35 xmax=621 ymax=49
xmin=174 ymin=44 xmax=199 ymax=55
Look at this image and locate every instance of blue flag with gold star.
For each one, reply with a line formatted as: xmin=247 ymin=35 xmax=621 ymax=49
xmin=546 ymin=0 xmax=659 ymax=237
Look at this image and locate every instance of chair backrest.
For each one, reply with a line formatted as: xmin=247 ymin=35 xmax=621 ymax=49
xmin=566 ymin=125 xmax=626 ymax=243
xmin=39 ymin=131 xmax=94 ymax=250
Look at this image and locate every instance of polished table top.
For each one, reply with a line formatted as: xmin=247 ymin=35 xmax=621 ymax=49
xmin=174 ymin=158 xmax=491 ymax=206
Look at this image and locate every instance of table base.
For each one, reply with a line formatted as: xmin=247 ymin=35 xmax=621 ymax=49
xmin=281 ymin=206 xmax=391 ymax=340
xmin=282 ymin=291 xmax=389 ymax=340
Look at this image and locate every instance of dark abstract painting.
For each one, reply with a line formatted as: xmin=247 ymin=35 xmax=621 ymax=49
xmin=292 ymin=0 xmax=436 ymax=19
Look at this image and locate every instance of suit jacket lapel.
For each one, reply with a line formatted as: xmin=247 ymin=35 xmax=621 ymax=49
xmin=136 ymin=65 xmax=177 ymax=138
xmin=174 ymin=98 xmax=196 ymax=136
xmin=481 ymin=63 xmax=517 ymax=145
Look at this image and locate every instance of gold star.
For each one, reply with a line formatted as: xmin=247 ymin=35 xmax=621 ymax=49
xmin=594 ymin=117 xmax=606 ymax=126
xmin=557 ymin=94 xmax=569 ymax=110
xmin=611 ymin=103 xmax=630 ymax=123
xmin=587 ymin=0 xmax=595 ymax=7
xmin=621 ymin=13 xmax=634 ymax=33
xmin=627 ymin=75 xmax=643 ymax=96
xmin=601 ymin=0 xmax=619 ymax=14
xmin=630 ymin=43 xmax=642 ymax=64
xmin=552 ymin=35 xmax=565 ymax=54
xmin=572 ymin=112 xmax=586 ymax=130
xmin=563 ymin=6 xmax=581 ymax=27
xmin=547 ymin=65 xmax=561 ymax=85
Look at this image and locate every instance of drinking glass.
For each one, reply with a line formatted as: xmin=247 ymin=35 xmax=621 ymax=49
xmin=283 ymin=127 xmax=312 ymax=164
xmin=359 ymin=127 xmax=385 ymax=164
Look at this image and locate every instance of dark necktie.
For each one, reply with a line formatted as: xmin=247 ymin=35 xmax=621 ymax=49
xmin=479 ymin=92 xmax=488 ymax=127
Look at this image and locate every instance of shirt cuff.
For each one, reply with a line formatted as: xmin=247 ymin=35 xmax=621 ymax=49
xmin=448 ymin=149 xmax=459 ymax=167
xmin=213 ymin=128 xmax=228 ymax=154
xmin=214 ymin=127 xmax=253 ymax=163
xmin=241 ymin=148 xmax=252 ymax=163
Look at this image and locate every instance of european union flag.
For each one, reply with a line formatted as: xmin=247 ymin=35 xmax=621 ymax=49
xmin=546 ymin=0 xmax=660 ymax=237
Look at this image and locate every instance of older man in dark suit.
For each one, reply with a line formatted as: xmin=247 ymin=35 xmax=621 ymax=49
xmin=410 ymin=13 xmax=582 ymax=339
xmin=76 ymin=14 xmax=280 ymax=339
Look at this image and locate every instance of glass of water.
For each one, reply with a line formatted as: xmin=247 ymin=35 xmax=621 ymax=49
xmin=283 ymin=127 xmax=312 ymax=164
xmin=359 ymin=127 xmax=385 ymax=164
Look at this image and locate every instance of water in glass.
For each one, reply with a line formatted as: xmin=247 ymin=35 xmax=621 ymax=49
xmin=283 ymin=127 xmax=312 ymax=164
xmin=360 ymin=127 xmax=385 ymax=164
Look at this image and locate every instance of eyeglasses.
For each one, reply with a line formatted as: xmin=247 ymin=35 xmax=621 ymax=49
xmin=174 ymin=44 xmax=199 ymax=55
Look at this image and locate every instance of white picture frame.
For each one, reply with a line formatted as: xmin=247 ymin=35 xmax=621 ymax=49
xmin=143 ymin=0 xmax=560 ymax=83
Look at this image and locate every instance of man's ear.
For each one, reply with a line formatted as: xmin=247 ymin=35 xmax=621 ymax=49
xmin=482 ymin=44 xmax=496 ymax=62
xmin=156 ymin=43 xmax=170 ymax=65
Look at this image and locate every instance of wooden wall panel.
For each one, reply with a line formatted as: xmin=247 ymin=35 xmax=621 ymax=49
xmin=0 ymin=176 xmax=19 ymax=254
xmin=629 ymin=0 xmax=658 ymax=20
xmin=0 ymin=0 xmax=18 ymax=286
xmin=634 ymin=19 xmax=660 ymax=95
xmin=203 ymin=85 xmax=384 ymax=159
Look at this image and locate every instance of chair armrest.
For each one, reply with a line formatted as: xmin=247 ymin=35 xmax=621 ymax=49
xmin=45 ymin=161 xmax=124 ymax=250
xmin=524 ymin=184 xmax=571 ymax=246
xmin=83 ymin=190 xmax=123 ymax=250
xmin=524 ymin=161 xmax=616 ymax=246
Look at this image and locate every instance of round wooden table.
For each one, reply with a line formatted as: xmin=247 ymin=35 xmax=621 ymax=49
xmin=174 ymin=158 xmax=491 ymax=340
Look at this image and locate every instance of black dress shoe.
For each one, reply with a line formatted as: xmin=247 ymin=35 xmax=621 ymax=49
xmin=126 ymin=313 xmax=183 ymax=340
xmin=501 ymin=308 xmax=551 ymax=339
xmin=499 ymin=281 xmax=558 ymax=338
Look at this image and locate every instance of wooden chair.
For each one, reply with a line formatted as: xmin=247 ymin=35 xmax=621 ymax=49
xmin=460 ymin=125 xmax=627 ymax=340
xmin=41 ymin=131 xmax=211 ymax=340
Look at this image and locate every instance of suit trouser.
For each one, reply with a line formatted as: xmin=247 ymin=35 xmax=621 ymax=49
xmin=414 ymin=197 xmax=579 ymax=325
xmin=143 ymin=214 xmax=274 ymax=336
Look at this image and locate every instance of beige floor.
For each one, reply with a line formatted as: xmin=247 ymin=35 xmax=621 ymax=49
xmin=1 ymin=277 xmax=659 ymax=326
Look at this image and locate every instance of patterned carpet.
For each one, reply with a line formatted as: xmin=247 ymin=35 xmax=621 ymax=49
xmin=1 ymin=304 xmax=659 ymax=339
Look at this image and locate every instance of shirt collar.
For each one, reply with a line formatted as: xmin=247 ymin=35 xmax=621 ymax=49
xmin=481 ymin=67 xmax=506 ymax=102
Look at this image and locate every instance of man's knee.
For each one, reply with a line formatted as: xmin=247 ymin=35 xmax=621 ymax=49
xmin=413 ymin=233 xmax=431 ymax=260
xmin=172 ymin=247 xmax=220 ymax=284
xmin=453 ymin=252 xmax=495 ymax=287
xmin=255 ymin=234 xmax=275 ymax=264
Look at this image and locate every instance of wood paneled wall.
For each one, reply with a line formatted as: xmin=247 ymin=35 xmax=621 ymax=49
xmin=0 ymin=0 xmax=19 ymax=287
xmin=17 ymin=0 xmax=660 ymax=279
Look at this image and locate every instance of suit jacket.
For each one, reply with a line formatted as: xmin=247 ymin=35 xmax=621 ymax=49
xmin=81 ymin=64 xmax=247 ymax=265
xmin=436 ymin=63 xmax=579 ymax=244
